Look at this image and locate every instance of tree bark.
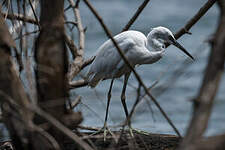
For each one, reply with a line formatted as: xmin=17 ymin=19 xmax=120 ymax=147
xmin=35 ymin=0 xmax=67 ymax=119
xmin=34 ymin=0 xmax=83 ymax=149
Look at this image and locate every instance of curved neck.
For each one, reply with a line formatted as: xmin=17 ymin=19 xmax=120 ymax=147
xmin=140 ymin=50 xmax=164 ymax=64
xmin=137 ymin=32 xmax=165 ymax=65
xmin=147 ymin=32 xmax=165 ymax=52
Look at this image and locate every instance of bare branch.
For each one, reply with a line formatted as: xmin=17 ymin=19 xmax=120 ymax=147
xmin=81 ymin=56 xmax=95 ymax=70
xmin=70 ymin=95 xmax=81 ymax=109
xmin=1 ymin=12 xmax=37 ymax=24
xmin=28 ymin=0 xmax=40 ymax=29
xmin=122 ymin=0 xmax=151 ymax=32
xmin=77 ymin=125 xmax=100 ymax=131
xmin=64 ymin=33 xmax=78 ymax=59
xmin=174 ymin=0 xmax=217 ymax=39
xmin=69 ymin=79 xmax=88 ymax=89
xmin=67 ymin=0 xmax=86 ymax=81
xmin=166 ymin=0 xmax=217 ymax=47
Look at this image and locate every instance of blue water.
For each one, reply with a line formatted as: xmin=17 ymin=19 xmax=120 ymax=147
xmin=68 ymin=0 xmax=225 ymax=137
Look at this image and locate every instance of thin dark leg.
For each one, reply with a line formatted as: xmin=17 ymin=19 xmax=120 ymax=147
xmin=99 ymin=78 xmax=115 ymax=141
xmin=90 ymin=79 xmax=115 ymax=141
xmin=121 ymin=73 xmax=131 ymax=127
xmin=104 ymin=78 xmax=114 ymax=127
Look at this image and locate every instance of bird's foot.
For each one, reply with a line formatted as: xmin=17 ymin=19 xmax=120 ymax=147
xmin=123 ymin=124 xmax=150 ymax=138
xmin=129 ymin=127 xmax=134 ymax=137
xmin=89 ymin=125 xmax=114 ymax=141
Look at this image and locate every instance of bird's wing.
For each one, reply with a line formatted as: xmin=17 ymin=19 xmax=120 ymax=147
xmin=87 ymin=38 xmax=135 ymax=84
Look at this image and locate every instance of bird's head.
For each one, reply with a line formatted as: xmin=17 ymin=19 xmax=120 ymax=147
xmin=147 ymin=26 xmax=194 ymax=60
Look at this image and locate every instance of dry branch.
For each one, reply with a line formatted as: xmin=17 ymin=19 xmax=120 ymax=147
xmin=1 ymin=12 xmax=38 ymax=24
xmin=122 ymin=0 xmax=151 ymax=32
xmin=174 ymin=0 xmax=217 ymax=39
xmin=67 ymin=0 xmax=86 ymax=81
xmin=64 ymin=33 xmax=78 ymax=59
xmin=28 ymin=0 xmax=40 ymax=29
xmin=166 ymin=0 xmax=217 ymax=47
xmin=69 ymin=79 xmax=88 ymax=89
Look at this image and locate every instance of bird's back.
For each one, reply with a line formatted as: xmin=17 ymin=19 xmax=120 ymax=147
xmin=87 ymin=30 xmax=147 ymax=87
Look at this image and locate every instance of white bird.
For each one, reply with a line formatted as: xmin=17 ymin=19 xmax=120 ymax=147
xmin=86 ymin=26 xmax=194 ymax=138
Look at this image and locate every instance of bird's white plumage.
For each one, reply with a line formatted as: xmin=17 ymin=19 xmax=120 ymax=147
xmin=86 ymin=26 xmax=193 ymax=88
xmin=86 ymin=29 xmax=164 ymax=87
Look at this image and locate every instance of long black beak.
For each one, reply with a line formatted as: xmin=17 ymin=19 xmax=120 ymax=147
xmin=171 ymin=39 xmax=194 ymax=60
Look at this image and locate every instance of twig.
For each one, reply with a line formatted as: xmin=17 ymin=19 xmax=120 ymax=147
xmin=70 ymin=95 xmax=82 ymax=109
xmin=28 ymin=0 xmax=40 ymax=29
xmin=69 ymin=79 xmax=88 ymax=89
xmin=64 ymin=33 xmax=78 ymax=59
xmin=166 ymin=0 xmax=218 ymax=47
xmin=81 ymin=56 xmax=95 ymax=70
xmin=83 ymin=0 xmax=181 ymax=138
xmin=2 ymin=12 xmax=37 ymax=24
xmin=122 ymin=0 xmax=151 ymax=31
xmin=77 ymin=125 xmax=100 ymax=131
xmin=14 ymin=29 xmax=39 ymax=40
xmin=65 ymin=21 xmax=78 ymax=26
xmin=67 ymin=0 xmax=85 ymax=81
xmin=31 ymin=124 xmax=61 ymax=150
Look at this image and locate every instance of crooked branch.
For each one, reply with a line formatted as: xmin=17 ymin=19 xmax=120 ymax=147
xmin=67 ymin=0 xmax=86 ymax=81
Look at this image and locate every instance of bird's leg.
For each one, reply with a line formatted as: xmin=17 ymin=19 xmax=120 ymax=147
xmin=102 ymin=78 xmax=114 ymax=140
xmin=90 ymin=79 xmax=114 ymax=141
xmin=121 ymin=72 xmax=134 ymax=137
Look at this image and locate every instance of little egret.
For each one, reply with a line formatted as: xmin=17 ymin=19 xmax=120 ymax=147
xmin=86 ymin=26 xmax=194 ymax=139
